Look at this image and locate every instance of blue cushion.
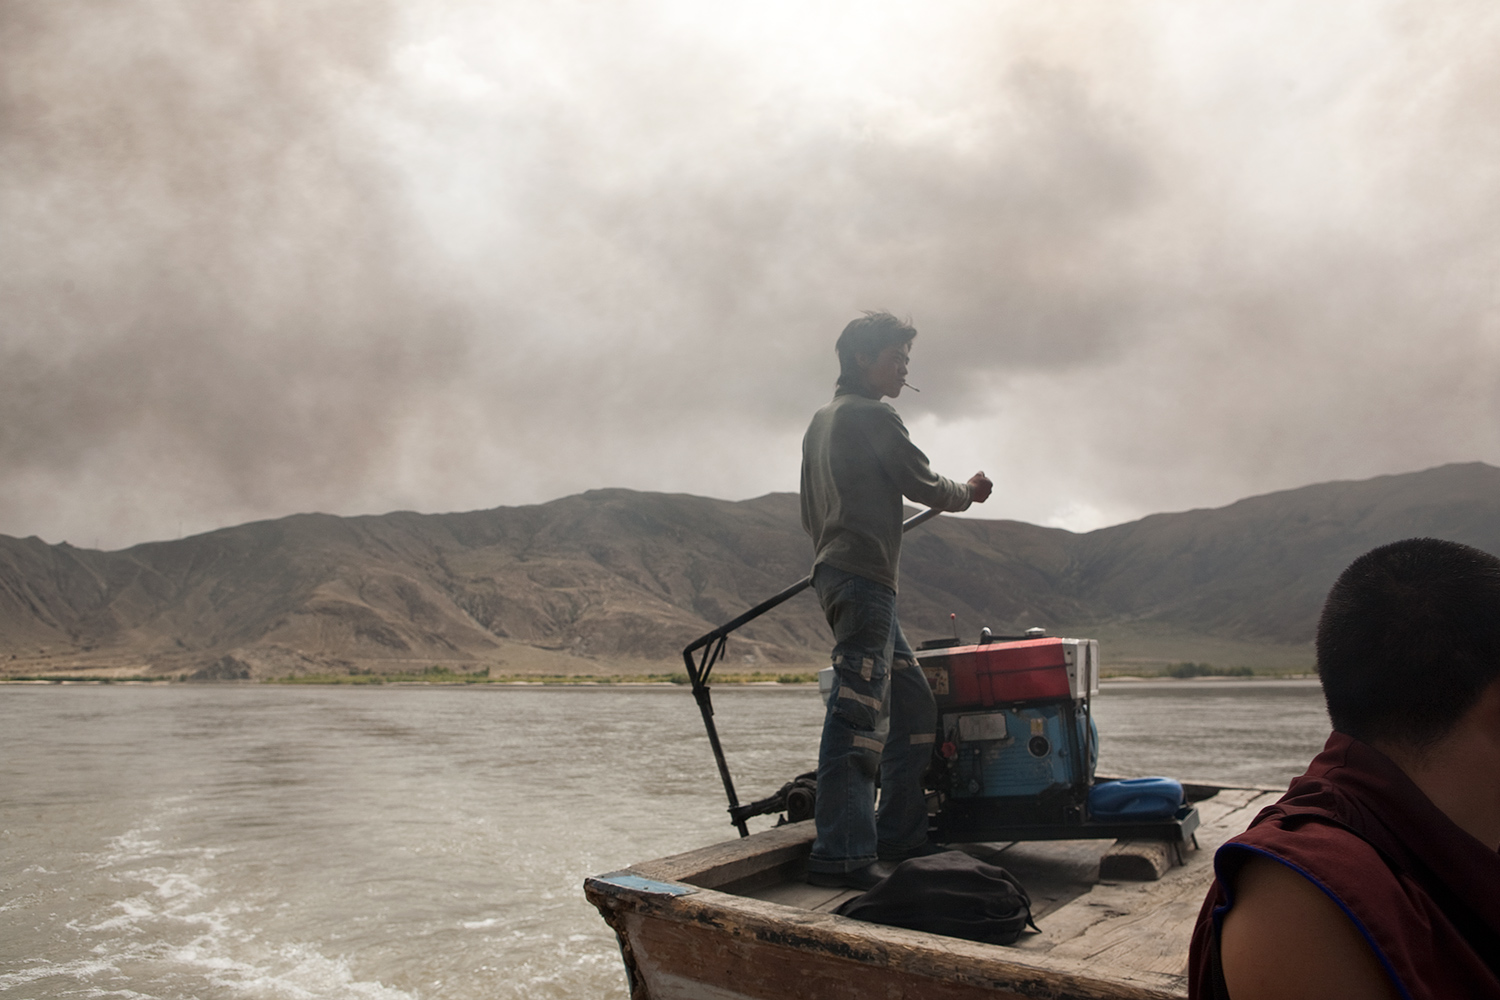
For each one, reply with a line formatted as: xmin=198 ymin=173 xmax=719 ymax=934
xmin=1087 ymin=777 xmax=1185 ymax=820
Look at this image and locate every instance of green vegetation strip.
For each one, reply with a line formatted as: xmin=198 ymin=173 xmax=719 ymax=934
xmin=1164 ymin=662 xmax=1255 ymax=678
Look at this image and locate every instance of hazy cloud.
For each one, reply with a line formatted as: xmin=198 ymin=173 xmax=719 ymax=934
xmin=3 ymin=0 xmax=1498 ymax=547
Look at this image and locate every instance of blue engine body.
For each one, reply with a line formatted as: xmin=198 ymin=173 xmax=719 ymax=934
xmin=942 ymin=701 xmax=1099 ymax=800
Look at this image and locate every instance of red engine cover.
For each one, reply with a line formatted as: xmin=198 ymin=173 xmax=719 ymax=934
xmin=916 ymin=638 xmax=1073 ymax=708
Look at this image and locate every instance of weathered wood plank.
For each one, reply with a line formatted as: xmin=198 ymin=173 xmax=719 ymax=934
xmin=1042 ymin=864 xmax=1220 ymax=973
xmin=1030 ymin=791 xmax=1280 ymax=976
xmin=753 ymin=880 xmax=859 ymax=913
xmin=1099 ymin=839 xmax=1180 ymax=881
xmin=742 ymin=839 xmax=1113 ymax=921
xmin=626 ymin=909 xmax=1037 ymax=1000
xmin=631 ymin=821 xmax=816 ymax=890
xmin=588 ymin=875 xmax=1186 ymax=1000
xmin=963 ymin=839 xmax=1113 ymax=920
xmin=1008 ymin=790 xmax=1276 ymax=961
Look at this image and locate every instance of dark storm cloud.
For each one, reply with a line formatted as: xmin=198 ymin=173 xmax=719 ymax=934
xmin=3 ymin=1 xmax=1498 ymax=545
xmin=0 ymin=0 xmax=470 ymax=542
xmin=428 ymin=50 xmax=1161 ymax=420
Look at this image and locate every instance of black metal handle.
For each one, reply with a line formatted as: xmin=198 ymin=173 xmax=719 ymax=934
xmin=683 ymin=507 xmax=944 ymax=836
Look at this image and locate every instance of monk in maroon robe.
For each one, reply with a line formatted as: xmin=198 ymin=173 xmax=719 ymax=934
xmin=1188 ymin=538 xmax=1500 ymax=1000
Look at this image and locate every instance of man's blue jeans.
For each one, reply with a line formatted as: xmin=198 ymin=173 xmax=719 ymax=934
xmin=806 ymin=564 xmax=938 ymax=873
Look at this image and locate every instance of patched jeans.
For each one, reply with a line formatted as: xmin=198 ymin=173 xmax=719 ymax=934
xmin=806 ymin=564 xmax=938 ymax=873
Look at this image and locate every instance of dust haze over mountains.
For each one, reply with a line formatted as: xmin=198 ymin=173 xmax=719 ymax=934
xmin=4 ymin=1 xmax=1499 ymax=550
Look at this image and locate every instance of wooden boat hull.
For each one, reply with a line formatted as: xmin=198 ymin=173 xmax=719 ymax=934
xmin=585 ymin=785 xmax=1282 ymax=1000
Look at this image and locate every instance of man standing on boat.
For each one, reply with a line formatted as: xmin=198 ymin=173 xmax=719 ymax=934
xmin=1188 ymin=538 xmax=1500 ymax=999
xmin=800 ymin=311 xmax=992 ymax=891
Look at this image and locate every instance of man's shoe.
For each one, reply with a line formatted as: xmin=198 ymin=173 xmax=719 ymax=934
xmin=878 ymin=840 xmax=953 ymax=863
xmin=805 ymin=861 xmax=894 ymax=891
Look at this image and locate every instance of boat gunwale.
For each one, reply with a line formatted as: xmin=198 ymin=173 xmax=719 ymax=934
xmin=585 ymin=821 xmax=1189 ymax=1000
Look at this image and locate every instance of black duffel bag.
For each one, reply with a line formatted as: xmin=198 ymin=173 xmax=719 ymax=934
xmin=834 ymin=850 xmax=1038 ymax=946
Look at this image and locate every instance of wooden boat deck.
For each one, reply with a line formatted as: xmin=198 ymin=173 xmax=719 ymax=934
xmin=587 ymin=784 xmax=1282 ymax=999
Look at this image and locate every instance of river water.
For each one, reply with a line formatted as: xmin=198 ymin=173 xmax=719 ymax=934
xmin=0 ymin=680 xmax=1329 ymax=1000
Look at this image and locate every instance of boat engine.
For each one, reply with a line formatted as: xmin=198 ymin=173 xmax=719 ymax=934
xmin=811 ymin=629 xmax=1196 ymax=844
xmin=915 ymin=633 xmax=1100 ymax=841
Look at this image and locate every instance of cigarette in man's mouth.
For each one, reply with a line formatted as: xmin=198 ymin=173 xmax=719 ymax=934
xmin=902 ymin=381 xmax=921 ymax=392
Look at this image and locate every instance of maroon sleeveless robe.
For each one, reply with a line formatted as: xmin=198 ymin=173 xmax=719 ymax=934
xmin=1188 ymin=731 xmax=1500 ymax=1000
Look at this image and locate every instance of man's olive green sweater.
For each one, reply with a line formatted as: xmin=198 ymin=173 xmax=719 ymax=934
xmin=800 ymin=392 xmax=974 ymax=592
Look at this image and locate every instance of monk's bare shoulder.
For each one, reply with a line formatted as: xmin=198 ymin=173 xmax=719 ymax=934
xmin=1220 ymin=854 xmax=1401 ymax=1000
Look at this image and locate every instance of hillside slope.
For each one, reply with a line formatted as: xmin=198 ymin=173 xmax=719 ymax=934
xmin=3 ymin=463 xmax=1497 ymax=678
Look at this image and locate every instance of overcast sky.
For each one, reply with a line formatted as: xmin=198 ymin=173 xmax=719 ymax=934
xmin=4 ymin=0 xmax=1498 ymax=549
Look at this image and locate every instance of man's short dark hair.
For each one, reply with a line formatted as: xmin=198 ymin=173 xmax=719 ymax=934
xmin=835 ymin=311 xmax=917 ymax=391
xmin=1317 ymin=537 xmax=1500 ymax=748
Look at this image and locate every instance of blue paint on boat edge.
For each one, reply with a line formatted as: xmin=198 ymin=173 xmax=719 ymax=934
xmin=595 ymin=871 xmax=697 ymax=896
